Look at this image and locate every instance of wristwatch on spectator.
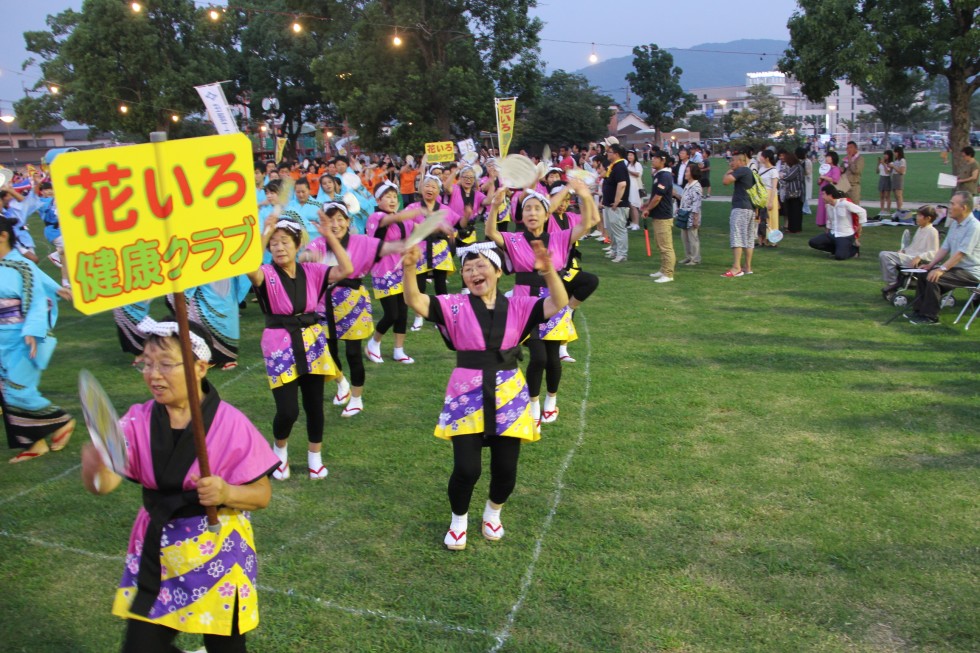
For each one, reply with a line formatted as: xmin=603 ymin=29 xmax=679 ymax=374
xmin=939 ymin=265 xmax=948 ymax=272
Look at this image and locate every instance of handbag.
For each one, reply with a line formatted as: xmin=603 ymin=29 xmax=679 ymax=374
xmin=674 ymin=208 xmax=692 ymax=229
xmin=836 ymin=171 xmax=851 ymax=193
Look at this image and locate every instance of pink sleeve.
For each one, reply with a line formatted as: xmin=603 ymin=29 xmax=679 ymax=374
xmin=307 ymin=237 xmax=327 ymax=260
xmin=207 ymin=404 xmax=280 ymax=486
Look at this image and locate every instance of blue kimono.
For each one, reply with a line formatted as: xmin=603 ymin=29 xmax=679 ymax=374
xmin=0 ymin=250 xmax=72 ymax=449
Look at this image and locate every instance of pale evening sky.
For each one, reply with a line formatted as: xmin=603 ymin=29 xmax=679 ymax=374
xmin=1 ymin=0 xmax=799 ymax=118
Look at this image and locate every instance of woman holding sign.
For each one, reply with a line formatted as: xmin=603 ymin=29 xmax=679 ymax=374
xmin=0 ymin=217 xmax=75 ymax=463
xmin=80 ymin=317 xmax=280 ymax=653
xmin=248 ymin=217 xmax=352 ymax=480
xmin=402 ymin=241 xmax=568 ymax=550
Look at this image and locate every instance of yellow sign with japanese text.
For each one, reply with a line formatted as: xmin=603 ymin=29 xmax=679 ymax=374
xmin=424 ymin=141 xmax=455 ymax=163
xmin=495 ymin=98 xmax=516 ymax=158
xmin=50 ymin=133 xmax=261 ymax=315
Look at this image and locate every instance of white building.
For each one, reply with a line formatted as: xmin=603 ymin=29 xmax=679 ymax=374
xmin=688 ymin=71 xmax=877 ymax=138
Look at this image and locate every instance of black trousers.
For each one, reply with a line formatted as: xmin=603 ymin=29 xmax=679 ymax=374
xmin=271 ymin=373 xmax=325 ymax=443
xmin=121 ymin=598 xmax=245 ymax=653
xmin=912 ymin=268 xmax=979 ymax=318
xmin=448 ymin=433 xmax=522 ymax=515
xmin=784 ymin=196 xmax=804 ymax=232
xmin=525 ymin=339 xmax=562 ymax=397
xmin=808 ymin=232 xmax=857 ymax=260
xmin=327 ymin=338 xmax=365 ymax=386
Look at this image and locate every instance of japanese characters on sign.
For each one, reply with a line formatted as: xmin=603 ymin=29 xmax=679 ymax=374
xmin=50 ymin=134 xmax=261 ymax=315
xmin=424 ymin=141 xmax=456 ymax=164
xmin=495 ymin=98 xmax=516 ymax=158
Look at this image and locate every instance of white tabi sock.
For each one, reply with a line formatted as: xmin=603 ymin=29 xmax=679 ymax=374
xmin=347 ymin=396 xmax=363 ymax=410
xmin=483 ymin=501 xmax=501 ymax=525
xmin=412 ymin=315 xmax=424 ymax=328
xmin=308 ymin=450 xmax=323 ymax=471
xmin=393 ymin=347 xmax=407 ymax=359
xmin=336 ymin=377 xmax=350 ymax=397
xmin=543 ymin=394 xmax=557 ymax=413
xmin=273 ymin=443 xmax=288 ymax=464
xmin=451 ymin=512 xmax=468 ymax=533
xmin=530 ymin=399 xmax=541 ymax=422
xmin=558 ymin=344 xmax=569 ymax=358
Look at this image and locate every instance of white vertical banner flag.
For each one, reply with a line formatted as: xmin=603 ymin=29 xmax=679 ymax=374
xmin=195 ymin=83 xmax=239 ymax=135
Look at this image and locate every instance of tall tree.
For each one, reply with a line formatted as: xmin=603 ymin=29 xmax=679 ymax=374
xmin=857 ymin=67 xmax=927 ymax=147
xmin=516 ymin=71 xmax=612 ymax=152
xmin=731 ymin=85 xmax=785 ymax=139
xmin=625 ymin=44 xmax=696 ymax=133
xmin=19 ymin=0 xmax=233 ymax=138
xmin=779 ymin=0 xmax=980 ymax=176
xmin=311 ymin=0 xmax=542 ymax=153
xmin=233 ymin=0 xmax=348 ymax=158
xmin=683 ymin=113 xmax=718 ymax=139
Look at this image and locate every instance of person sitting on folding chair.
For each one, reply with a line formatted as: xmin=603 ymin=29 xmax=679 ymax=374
xmin=906 ymin=191 xmax=980 ymax=325
xmin=879 ymin=206 xmax=940 ymax=302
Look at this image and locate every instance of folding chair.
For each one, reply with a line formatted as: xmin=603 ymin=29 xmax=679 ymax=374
xmin=953 ymin=283 xmax=980 ymax=330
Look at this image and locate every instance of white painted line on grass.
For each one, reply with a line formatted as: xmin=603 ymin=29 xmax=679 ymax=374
xmin=0 ymin=530 xmax=493 ymax=640
xmin=0 ymin=463 xmax=81 ymax=508
xmin=488 ymin=315 xmax=592 ymax=653
xmin=259 ymin=585 xmax=494 ymax=638
xmin=214 ymin=364 xmax=255 ymax=390
xmin=0 ymin=529 xmax=122 ymax=562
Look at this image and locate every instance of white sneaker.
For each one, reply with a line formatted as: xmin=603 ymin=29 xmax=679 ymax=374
xmin=649 ymin=271 xmax=664 ymax=278
xmin=611 ymin=256 xmax=627 ymax=263
xmin=654 ymin=276 xmax=674 ymax=284
xmin=588 ymin=230 xmax=602 ymax=238
xmin=444 ymin=528 xmax=467 ymax=550
xmin=482 ymin=520 xmax=505 ymax=541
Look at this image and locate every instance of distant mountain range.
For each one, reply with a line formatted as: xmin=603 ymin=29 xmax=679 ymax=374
xmin=570 ymin=39 xmax=790 ymax=108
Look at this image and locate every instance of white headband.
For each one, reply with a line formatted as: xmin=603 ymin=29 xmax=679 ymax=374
xmin=457 ymin=242 xmax=502 ymax=270
xmin=320 ymin=201 xmax=350 ymax=218
xmin=137 ymin=317 xmax=212 ymax=362
xmin=422 ymin=174 xmax=443 ymax=189
xmin=548 ymin=184 xmax=567 ymax=197
xmin=521 ymin=190 xmax=551 ymax=212
xmin=374 ymin=180 xmax=398 ymax=200
xmin=276 ymin=216 xmax=303 ymax=233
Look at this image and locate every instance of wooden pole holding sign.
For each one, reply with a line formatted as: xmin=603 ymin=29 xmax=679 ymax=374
xmin=51 ymin=128 xmax=261 ymax=537
xmin=148 ymin=132 xmax=219 ymax=533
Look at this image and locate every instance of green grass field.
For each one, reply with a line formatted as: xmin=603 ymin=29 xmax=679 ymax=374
xmin=701 ymin=151 xmax=957 ymax=205
xmin=0 ymin=199 xmax=978 ymax=652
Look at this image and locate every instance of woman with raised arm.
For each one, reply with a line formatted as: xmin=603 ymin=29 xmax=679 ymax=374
xmin=485 ymin=180 xmax=594 ymax=426
xmin=302 ymin=201 xmax=405 ymax=418
xmin=405 ymin=174 xmax=460 ymax=331
xmin=546 ymin=179 xmax=601 ymax=362
xmin=402 ymin=241 xmax=568 ymax=550
xmin=363 ymin=181 xmax=422 ymax=364
xmin=0 ymin=217 xmax=75 ymax=463
xmin=246 ymin=216 xmax=352 ymax=481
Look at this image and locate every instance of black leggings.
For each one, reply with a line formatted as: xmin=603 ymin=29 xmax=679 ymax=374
xmin=271 ymin=374 xmax=325 ymax=443
xmin=448 ymin=434 xmax=522 ymax=515
xmin=121 ymin=599 xmax=245 ymax=653
xmin=343 ymin=339 xmax=365 ymax=386
xmin=326 ymin=338 xmax=366 ymax=387
xmin=563 ymin=270 xmax=599 ymax=303
xmin=376 ymin=294 xmax=408 ymax=335
xmin=430 ymin=269 xmax=448 ymax=295
xmin=525 ymin=339 xmax=562 ymax=397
